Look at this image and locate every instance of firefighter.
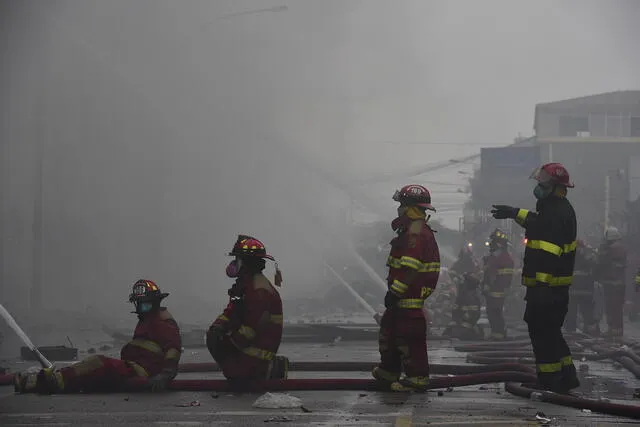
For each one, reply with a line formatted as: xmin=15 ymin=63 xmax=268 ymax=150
xmin=206 ymin=235 xmax=289 ymax=382
xmin=372 ymin=184 xmax=440 ymax=392
xmin=431 ymin=245 xmax=476 ymax=326
xmin=443 ymin=272 xmax=483 ymax=340
xmin=15 ymin=280 xmax=182 ymax=394
xmin=565 ymin=239 xmax=599 ymax=335
xmin=482 ymin=228 xmax=515 ymax=340
xmin=491 ymin=162 xmax=579 ymax=393
xmin=594 ymin=227 xmax=627 ymax=338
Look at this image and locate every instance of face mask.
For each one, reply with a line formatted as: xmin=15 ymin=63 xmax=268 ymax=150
xmin=226 ymin=258 xmax=242 ymax=277
xmin=137 ymin=302 xmax=153 ymax=313
xmin=533 ymin=183 xmax=553 ymax=200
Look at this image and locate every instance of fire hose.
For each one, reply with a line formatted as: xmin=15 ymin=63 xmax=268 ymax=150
xmin=453 ymin=336 xmax=640 ymax=419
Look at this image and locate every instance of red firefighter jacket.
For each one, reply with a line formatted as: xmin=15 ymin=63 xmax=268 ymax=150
xmin=387 ymin=218 xmax=440 ymax=317
xmin=212 ymin=273 xmax=283 ymax=363
xmin=120 ymin=308 xmax=182 ymax=378
xmin=595 ymin=241 xmax=627 ymax=285
xmin=482 ymin=249 xmax=514 ymax=298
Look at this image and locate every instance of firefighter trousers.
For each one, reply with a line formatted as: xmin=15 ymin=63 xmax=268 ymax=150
xmin=565 ymin=292 xmax=596 ymax=333
xmin=377 ymin=309 xmax=429 ymax=378
xmin=59 ymin=355 xmax=141 ymax=393
xmin=524 ymin=288 xmax=577 ymax=389
xmin=211 ymin=336 xmax=275 ymax=381
xmin=485 ymin=296 xmax=506 ymax=339
xmin=604 ymin=283 xmax=625 ymax=336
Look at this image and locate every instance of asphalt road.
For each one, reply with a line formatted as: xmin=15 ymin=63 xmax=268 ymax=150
xmin=2 ymin=339 xmax=639 ymax=426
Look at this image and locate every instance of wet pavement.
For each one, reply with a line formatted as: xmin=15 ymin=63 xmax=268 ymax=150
xmin=2 ymin=336 xmax=640 ymax=426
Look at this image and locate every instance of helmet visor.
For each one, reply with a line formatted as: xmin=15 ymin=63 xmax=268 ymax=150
xmin=529 ymin=166 xmax=553 ymax=185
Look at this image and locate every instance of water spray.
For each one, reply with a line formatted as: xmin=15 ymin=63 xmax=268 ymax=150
xmin=0 ymin=303 xmax=53 ymax=369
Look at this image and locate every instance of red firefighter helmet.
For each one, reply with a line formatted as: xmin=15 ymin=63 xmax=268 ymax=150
xmin=228 ymin=235 xmax=275 ymax=260
xmin=392 ymin=184 xmax=435 ymax=211
xmin=530 ymin=163 xmax=574 ymax=188
xmin=128 ymin=279 xmax=168 ymax=303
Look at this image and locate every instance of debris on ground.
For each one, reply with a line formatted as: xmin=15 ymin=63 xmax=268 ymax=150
xmin=175 ymin=400 xmax=200 ymax=407
xmin=98 ymin=345 xmax=111 ymax=351
xmin=534 ymin=411 xmax=552 ymax=424
xmin=478 ymin=386 xmax=489 ymax=390
xmin=253 ymin=392 xmax=303 ymax=409
xmin=87 ymin=348 xmax=96 ymax=354
xmin=578 ymin=364 xmax=589 ymax=372
xmin=300 ymin=406 xmax=312 ymax=413
xmin=437 ymin=391 xmax=444 ymax=396
xmin=633 ymin=388 xmax=640 ymax=398
xmin=264 ymin=415 xmax=292 ymax=422
xmin=211 ymin=392 xmax=219 ymax=399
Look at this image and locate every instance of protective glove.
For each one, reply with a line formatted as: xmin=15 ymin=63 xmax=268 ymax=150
xmin=384 ymin=291 xmax=399 ymax=309
xmin=148 ymin=371 xmax=173 ymax=392
xmin=490 ymin=205 xmax=518 ymax=220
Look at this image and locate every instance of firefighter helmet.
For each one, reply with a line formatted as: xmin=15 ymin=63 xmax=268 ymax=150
xmin=392 ymin=184 xmax=435 ymax=211
xmin=128 ymin=279 xmax=168 ymax=303
xmin=530 ymin=163 xmax=574 ymax=188
xmin=228 ymin=235 xmax=275 ymax=260
xmin=489 ymin=228 xmax=509 ymax=244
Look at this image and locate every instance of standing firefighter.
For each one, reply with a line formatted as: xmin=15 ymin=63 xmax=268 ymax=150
xmin=565 ymin=239 xmax=599 ymax=335
xmin=206 ymin=235 xmax=289 ymax=383
xmin=595 ymin=227 xmax=627 ymax=338
xmin=482 ymin=228 xmax=514 ymax=340
xmin=15 ymin=280 xmax=182 ymax=394
xmin=372 ymin=184 xmax=440 ymax=392
xmin=491 ymin=162 xmax=579 ymax=393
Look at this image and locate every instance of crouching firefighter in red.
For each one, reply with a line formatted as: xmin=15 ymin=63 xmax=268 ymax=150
xmin=206 ymin=235 xmax=289 ymax=382
xmin=373 ymin=184 xmax=440 ymax=392
xmin=482 ymin=229 xmax=514 ymax=340
xmin=491 ymin=162 xmax=579 ymax=394
xmin=15 ymin=280 xmax=182 ymax=394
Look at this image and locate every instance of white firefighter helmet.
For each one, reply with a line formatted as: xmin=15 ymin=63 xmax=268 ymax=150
xmin=604 ymin=227 xmax=622 ymax=241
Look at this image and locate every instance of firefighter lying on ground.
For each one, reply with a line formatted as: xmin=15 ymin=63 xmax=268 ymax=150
xmin=372 ymin=184 xmax=440 ymax=392
xmin=482 ymin=229 xmax=514 ymax=340
xmin=443 ymin=272 xmax=483 ymax=340
xmin=15 ymin=280 xmax=182 ymax=394
xmin=206 ymin=235 xmax=289 ymax=383
xmin=565 ymin=239 xmax=599 ymax=336
xmin=491 ymin=162 xmax=579 ymax=394
xmin=594 ymin=227 xmax=628 ymax=338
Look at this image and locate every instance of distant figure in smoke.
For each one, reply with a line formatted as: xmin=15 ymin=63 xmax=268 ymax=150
xmin=594 ymin=227 xmax=628 ymax=338
xmin=15 ymin=280 xmax=182 ymax=394
xmin=443 ymin=271 xmax=484 ymax=340
xmin=565 ymin=239 xmax=599 ymax=336
xmin=491 ymin=162 xmax=579 ymax=393
xmin=372 ymin=185 xmax=440 ymax=392
xmin=206 ymin=235 xmax=289 ymax=383
xmin=482 ymin=228 xmax=514 ymax=340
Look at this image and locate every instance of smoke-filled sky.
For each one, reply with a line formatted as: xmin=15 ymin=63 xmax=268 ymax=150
xmin=1 ymin=0 xmax=639 ymax=323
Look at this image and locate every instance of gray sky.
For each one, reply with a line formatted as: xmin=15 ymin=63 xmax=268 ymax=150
xmin=1 ymin=0 xmax=639 ymax=321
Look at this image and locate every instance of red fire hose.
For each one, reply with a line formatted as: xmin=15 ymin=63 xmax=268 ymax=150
xmin=454 ymin=337 xmax=640 ymax=419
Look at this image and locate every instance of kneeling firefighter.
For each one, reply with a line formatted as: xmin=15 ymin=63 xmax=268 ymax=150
xmin=372 ymin=184 xmax=440 ymax=392
xmin=206 ymin=235 xmax=289 ymax=382
xmin=482 ymin=228 xmax=514 ymax=340
xmin=15 ymin=280 xmax=182 ymax=394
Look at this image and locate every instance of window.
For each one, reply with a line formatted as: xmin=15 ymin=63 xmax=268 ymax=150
xmin=631 ymin=117 xmax=640 ymax=137
xmin=558 ymin=116 xmax=589 ymax=137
